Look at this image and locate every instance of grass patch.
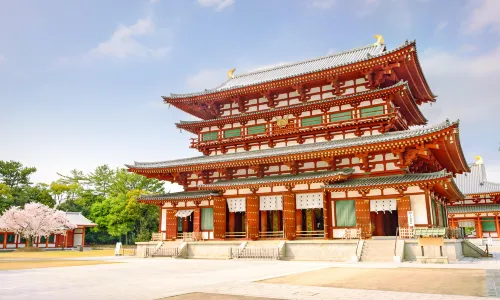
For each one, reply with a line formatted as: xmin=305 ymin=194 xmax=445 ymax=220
xmin=0 ymin=260 xmax=118 ymax=270
xmin=259 ymin=267 xmax=486 ymax=297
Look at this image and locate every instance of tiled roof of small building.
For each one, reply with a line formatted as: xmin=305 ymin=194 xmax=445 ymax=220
xmin=323 ymin=170 xmax=455 ymax=189
xmin=164 ymin=42 xmax=391 ymax=99
xmin=454 ymin=162 xmax=500 ymax=196
xmin=65 ymin=212 xmax=96 ymax=227
xmin=127 ymin=119 xmax=457 ymax=170
xmin=199 ymin=169 xmax=354 ymax=188
xmin=448 ymin=204 xmax=500 ymax=214
xmin=138 ymin=190 xmax=220 ymax=201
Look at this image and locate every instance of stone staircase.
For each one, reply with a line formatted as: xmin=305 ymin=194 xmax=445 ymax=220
xmin=360 ymin=239 xmax=395 ymax=262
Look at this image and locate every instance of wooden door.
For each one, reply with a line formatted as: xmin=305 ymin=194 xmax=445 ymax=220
xmin=213 ymin=197 xmax=227 ymax=239
xmin=355 ymin=199 xmax=371 ymax=237
xmin=283 ymin=192 xmax=296 ymax=240
xmin=166 ymin=210 xmax=177 ymax=240
xmin=246 ymin=195 xmax=259 ymax=240
xmin=397 ymin=196 xmax=411 ymax=227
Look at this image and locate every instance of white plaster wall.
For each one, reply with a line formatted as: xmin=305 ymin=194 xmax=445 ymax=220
xmin=410 ymin=194 xmax=428 ymax=225
xmin=161 ymin=209 xmax=167 ymax=231
xmin=74 ymin=233 xmax=83 ymax=247
xmin=330 ymin=192 xmax=346 ymax=199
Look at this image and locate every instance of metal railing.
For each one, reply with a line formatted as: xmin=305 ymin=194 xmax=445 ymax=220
xmin=225 ymin=232 xmax=246 ymax=239
xmin=259 ymin=231 xmax=284 ymax=239
xmin=145 ymin=247 xmax=179 ymax=258
xmin=296 ymin=230 xmax=325 ymax=239
xmin=229 ymin=247 xmax=282 ymax=260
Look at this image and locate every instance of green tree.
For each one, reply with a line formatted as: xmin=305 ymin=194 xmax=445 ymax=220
xmin=0 ymin=160 xmax=37 ymax=189
xmin=17 ymin=183 xmax=56 ymax=208
xmin=0 ymin=183 xmax=13 ymax=213
xmin=88 ymin=165 xmax=115 ymax=197
xmin=50 ymin=181 xmax=80 ymax=206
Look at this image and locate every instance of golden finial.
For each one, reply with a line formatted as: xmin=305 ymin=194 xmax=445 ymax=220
xmin=474 ymin=156 xmax=483 ymax=165
xmin=228 ymin=68 xmax=236 ymax=79
xmin=373 ymin=34 xmax=385 ymax=45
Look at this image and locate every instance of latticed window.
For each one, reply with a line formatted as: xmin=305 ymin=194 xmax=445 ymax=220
xmin=49 ymin=235 xmax=55 ymax=243
xmin=330 ymin=111 xmax=352 ymax=122
xmin=177 ymin=217 xmax=183 ymax=232
xmin=0 ymin=234 xmax=3 ymax=243
xmin=247 ymin=124 xmax=266 ymax=135
xmin=40 ymin=236 xmax=47 ymax=243
xmin=360 ymin=105 xmax=384 ymax=118
xmin=201 ymin=208 xmax=214 ymax=230
xmin=301 ymin=115 xmax=322 ymax=127
xmin=202 ymin=131 xmax=218 ymax=141
xmin=335 ymin=200 xmax=356 ymax=227
xmin=482 ymin=217 xmax=496 ymax=231
xmin=223 ymin=128 xmax=241 ymax=138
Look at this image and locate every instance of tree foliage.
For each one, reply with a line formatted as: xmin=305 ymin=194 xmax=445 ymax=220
xmin=0 ymin=161 xmax=165 ymax=244
xmin=0 ymin=160 xmax=37 ymax=189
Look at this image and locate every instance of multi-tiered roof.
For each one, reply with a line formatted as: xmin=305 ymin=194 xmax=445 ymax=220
xmin=127 ymin=37 xmax=468 ymax=204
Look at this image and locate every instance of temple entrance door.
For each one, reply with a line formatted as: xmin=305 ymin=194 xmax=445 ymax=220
xmin=370 ymin=211 xmax=399 ymax=236
xmin=234 ymin=212 xmax=246 ymax=233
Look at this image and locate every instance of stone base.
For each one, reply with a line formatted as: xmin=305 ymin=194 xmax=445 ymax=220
xmin=393 ymin=256 xmax=402 ymax=263
xmin=416 ymin=256 xmax=449 ymax=264
xmin=351 ymin=255 xmax=359 ymax=262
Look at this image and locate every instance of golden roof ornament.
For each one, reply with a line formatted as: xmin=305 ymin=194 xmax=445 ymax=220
xmin=373 ymin=34 xmax=385 ymax=46
xmin=474 ymin=156 xmax=483 ymax=165
xmin=228 ymin=68 xmax=236 ymax=79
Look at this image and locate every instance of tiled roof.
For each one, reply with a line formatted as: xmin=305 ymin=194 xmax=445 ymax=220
xmin=455 ymin=163 xmax=500 ymax=195
xmin=176 ymin=80 xmax=426 ymax=127
xmin=448 ymin=204 xmax=500 ymax=214
xmin=138 ymin=190 xmax=220 ymax=201
xmin=165 ymin=42 xmax=394 ymax=99
xmin=199 ymin=169 xmax=354 ymax=188
xmin=324 ymin=170 xmax=453 ymax=189
xmin=65 ymin=212 xmax=96 ymax=227
xmin=127 ymin=119 xmax=457 ymax=170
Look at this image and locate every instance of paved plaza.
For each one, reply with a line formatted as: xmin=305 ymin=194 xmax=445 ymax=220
xmin=1 ymin=256 xmax=500 ymax=300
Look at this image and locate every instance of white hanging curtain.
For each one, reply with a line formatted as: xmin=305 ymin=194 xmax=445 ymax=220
xmin=259 ymin=195 xmax=283 ymax=211
xmin=458 ymin=220 xmax=475 ymax=227
xmin=296 ymin=193 xmax=323 ymax=209
xmin=175 ymin=210 xmax=194 ymax=218
xmin=370 ymin=200 xmax=396 ymax=213
xmin=227 ymin=198 xmax=246 ymax=213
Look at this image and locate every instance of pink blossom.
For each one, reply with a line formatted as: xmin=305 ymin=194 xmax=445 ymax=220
xmin=0 ymin=202 xmax=77 ymax=239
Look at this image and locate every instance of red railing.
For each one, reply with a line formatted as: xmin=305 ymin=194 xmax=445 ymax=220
xmin=190 ymin=108 xmax=400 ymax=149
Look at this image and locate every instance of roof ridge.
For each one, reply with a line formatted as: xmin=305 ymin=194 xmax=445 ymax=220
xmin=231 ymin=43 xmax=383 ymax=80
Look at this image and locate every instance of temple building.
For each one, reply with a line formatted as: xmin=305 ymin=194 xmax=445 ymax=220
xmin=0 ymin=212 xmax=96 ymax=249
xmin=450 ymin=157 xmax=500 ymax=238
xmin=127 ymin=36 xmax=469 ymax=241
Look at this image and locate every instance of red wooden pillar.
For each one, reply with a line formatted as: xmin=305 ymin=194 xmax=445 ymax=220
xmin=193 ymin=208 xmax=201 ymax=233
xmin=323 ymin=191 xmax=332 ymax=239
xmin=165 ymin=209 xmax=177 ymax=240
xmin=296 ymin=209 xmax=302 ymax=232
xmin=277 ymin=211 xmax=282 ymax=231
xmin=213 ymin=197 xmax=227 ymax=239
xmin=15 ymin=235 xmax=19 ymax=248
xmin=260 ymin=211 xmax=267 ymax=232
xmin=81 ymin=228 xmax=86 ymax=247
xmin=246 ymin=194 xmax=260 ymax=240
xmin=46 ymin=235 xmax=49 ymax=248
xmin=283 ymin=191 xmax=296 ymax=240
xmin=2 ymin=233 xmax=6 ymax=248
xmin=476 ymin=214 xmax=482 ymax=238
xmin=229 ymin=212 xmax=236 ymax=232
xmin=495 ymin=214 xmax=500 ymax=237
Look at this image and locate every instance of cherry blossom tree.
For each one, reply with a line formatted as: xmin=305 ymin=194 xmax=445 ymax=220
xmin=0 ymin=202 xmax=76 ymax=247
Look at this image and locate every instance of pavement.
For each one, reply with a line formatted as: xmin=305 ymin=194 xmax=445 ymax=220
xmin=1 ymin=256 xmax=500 ymax=300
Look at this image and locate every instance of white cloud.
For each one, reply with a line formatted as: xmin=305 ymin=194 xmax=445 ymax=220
xmin=197 ymin=0 xmax=234 ymax=12
xmin=463 ymin=0 xmax=500 ymax=34
xmin=310 ymin=0 xmax=336 ymax=8
xmin=88 ymin=17 xmax=170 ymax=59
xmin=185 ymin=68 xmax=227 ymax=91
xmin=419 ymin=46 xmax=500 ymax=123
xmin=435 ymin=21 xmax=448 ymax=32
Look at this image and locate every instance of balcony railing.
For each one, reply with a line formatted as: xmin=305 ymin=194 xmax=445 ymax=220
xmin=259 ymin=231 xmax=284 ymax=239
xmin=225 ymin=232 xmax=246 ymax=239
xmin=296 ymin=230 xmax=326 ymax=239
xmin=190 ymin=108 xmax=401 ymax=149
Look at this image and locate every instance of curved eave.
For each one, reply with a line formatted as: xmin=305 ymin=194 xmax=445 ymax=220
xmin=429 ymin=121 xmax=470 ymax=175
xmin=395 ymin=44 xmax=436 ymax=103
xmin=176 ymin=81 xmax=422 ymax=133
xmin=127 ymin=120 xmax=461 ymax=174
xmin=164 ymin=42 xmax=420 ymax=119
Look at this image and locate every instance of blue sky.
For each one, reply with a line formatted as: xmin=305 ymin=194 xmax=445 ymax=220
xmin=1 ymin=0 xmax=499 ymax=190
